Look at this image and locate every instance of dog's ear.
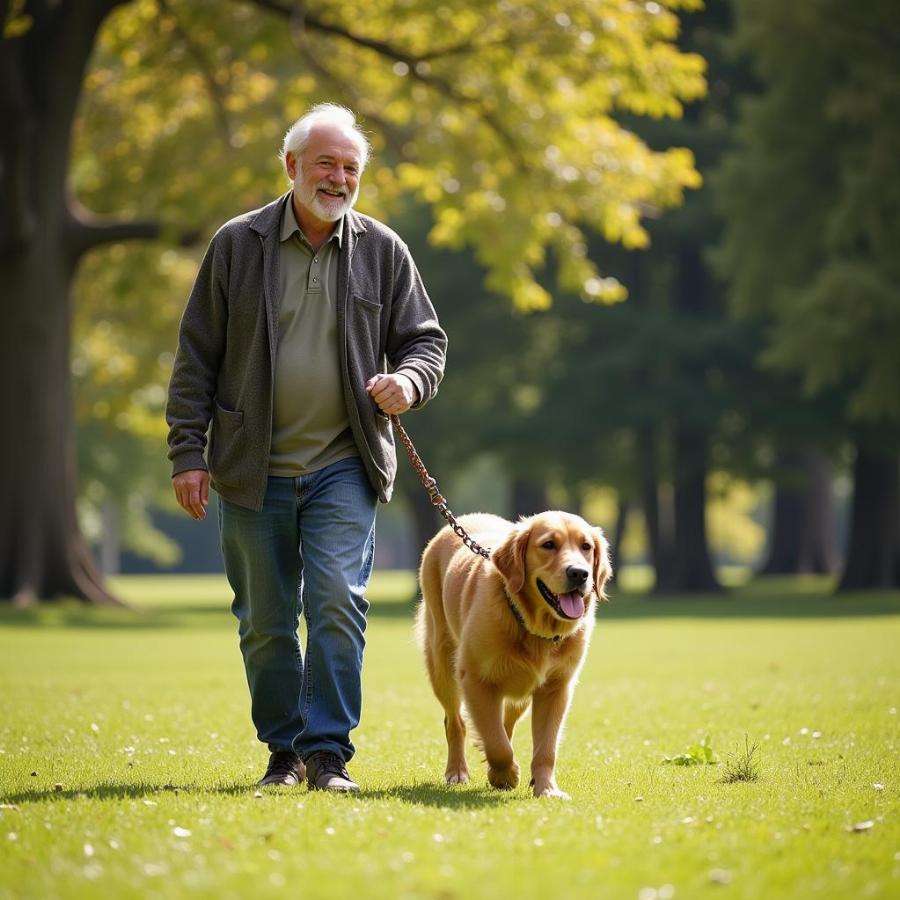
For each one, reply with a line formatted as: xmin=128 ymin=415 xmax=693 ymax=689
xmin=492 ymin=523 xmax=532 ymax=595
xmin=592 ymin=527 xmax=613 ymax=601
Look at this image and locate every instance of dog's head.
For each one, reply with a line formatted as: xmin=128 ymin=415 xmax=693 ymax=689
xmin=491 ymin=511 xmax=612 ymax=630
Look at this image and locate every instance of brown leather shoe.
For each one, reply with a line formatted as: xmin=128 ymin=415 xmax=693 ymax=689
xmin=304 ymin=751 xmax=359 ymax=792
xmin=258 ymin=751 xmax=305 ymax=786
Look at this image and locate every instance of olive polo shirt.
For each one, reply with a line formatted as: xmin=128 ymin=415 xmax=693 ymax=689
xmin=268 ymin=200 xmax=359 ymax=476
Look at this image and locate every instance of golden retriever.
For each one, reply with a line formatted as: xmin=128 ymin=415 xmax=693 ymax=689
xmin=417 ymin=511 xmax=612 ymax=798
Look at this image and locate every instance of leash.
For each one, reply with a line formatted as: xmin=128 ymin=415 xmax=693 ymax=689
xmin=390 ymin=415 xmax=562 ymax=644
xmin=390 ymin=414 xmax=492 ymax=560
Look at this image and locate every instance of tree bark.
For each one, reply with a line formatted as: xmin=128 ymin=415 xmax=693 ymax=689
xmin=670 ymin=422 xmax=721 ymax=592
xmin=761 ymin=447 xmax=840 ymax=575
xmin=399 ymin=476 xmax=442 ymax=566
xmin=100 ymin=498 xmax=121 ymax=575
xmin=0 ymin=0 xmax=125 ymax=604
xmin=838 ymin=443 xmax=900 ymax=591
xmin=637 ymin=423 xmax=676 ymax=591
xmin=609 ymin=495 xmax=629 ymax=574
xmin=665 ymin=245 xmax=720 ymax=592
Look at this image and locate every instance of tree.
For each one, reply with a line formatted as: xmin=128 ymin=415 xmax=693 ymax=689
xmin=1 ymin=0 xmax=705 ymax=603
xmin=716 ymin=0 xmax=900 ymax=589
xmin=72 ymin=243 xmax=192 ymax=572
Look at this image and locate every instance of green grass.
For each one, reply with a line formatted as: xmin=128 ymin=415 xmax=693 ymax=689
xmin=1 ymin=573 xmax=898 ymax=899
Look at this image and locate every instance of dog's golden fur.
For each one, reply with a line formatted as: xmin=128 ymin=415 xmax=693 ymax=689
xmin=417 ymin=511 xmax=612 ymax=798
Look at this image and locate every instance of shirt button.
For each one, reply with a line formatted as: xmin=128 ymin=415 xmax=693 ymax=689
xmin=313 ymin=257 xmax=318 ymax=263
xmin=312 ymin=276 xmax=319 ymax=283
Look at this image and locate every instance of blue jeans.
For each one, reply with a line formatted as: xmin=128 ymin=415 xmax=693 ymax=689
xmin=218 ymin=457 xmax=377 ymax=763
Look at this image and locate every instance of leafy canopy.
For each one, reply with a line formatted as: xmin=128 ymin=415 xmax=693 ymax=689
xmin=716 ymin=0 xmax=900 ymax=421
xmin=68 ymin=0 xmax=706 ymax=556
xmin=74 ymin=0 xmax=705 ymax=309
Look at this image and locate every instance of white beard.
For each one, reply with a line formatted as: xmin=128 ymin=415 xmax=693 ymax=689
xmin=296 ymin=179 xmax=359 ymax=222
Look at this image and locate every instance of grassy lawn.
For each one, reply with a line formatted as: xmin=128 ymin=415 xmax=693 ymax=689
xmin=1 ymin=572 xmax=898 ymax=899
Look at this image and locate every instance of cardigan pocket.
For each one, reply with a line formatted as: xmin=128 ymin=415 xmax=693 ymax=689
xmin=349 ymin=293 xmax=384 ymax=367
xmin=208 ymin=400 xmax=245 ymax=488
xmin=351 ymin=293 xmax=382 ymax=312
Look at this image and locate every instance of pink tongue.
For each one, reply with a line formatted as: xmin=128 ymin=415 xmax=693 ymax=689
xmin=558 ymin=592 xmax=585 ymax=619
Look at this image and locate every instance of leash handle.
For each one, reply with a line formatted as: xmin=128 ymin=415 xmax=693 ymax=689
xmin=390 ymin=415 xmax=492 ymax=560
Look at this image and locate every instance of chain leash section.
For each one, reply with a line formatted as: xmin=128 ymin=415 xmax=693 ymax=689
xmin=390 ymin=415 xmax=492 ymax=560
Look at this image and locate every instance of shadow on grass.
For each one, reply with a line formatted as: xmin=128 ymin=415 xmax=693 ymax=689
xmin=1 ymin=782 xmax=194 ymax=805
xmin=359 ymin=784 xmax=514 ymax=808
xmin=2 ymin=780 xmax=514 ymax=809
xmin=2 ymin=781 xmax=304 ymax=804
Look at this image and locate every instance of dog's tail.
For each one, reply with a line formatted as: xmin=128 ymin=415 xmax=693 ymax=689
xmin=413 ymin=598 xmax=428 ymax=651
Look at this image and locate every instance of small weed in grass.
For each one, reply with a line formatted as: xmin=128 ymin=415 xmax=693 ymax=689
xmin=661 ymin=733 xmax=718 ymax=766
xmin=721 ymin=734 xmax=761 ymax=783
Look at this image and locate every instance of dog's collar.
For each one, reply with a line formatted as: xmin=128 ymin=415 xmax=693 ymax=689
xmin=504 ymin=591 xmax=562 ymax=643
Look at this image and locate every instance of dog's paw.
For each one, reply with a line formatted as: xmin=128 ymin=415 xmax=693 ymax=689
xmin=533 ymin=784 xmax=571 ymax=800
xmin=445 ymin=770 xmax=469 ymax=785
xmin=488 ymin=761 xmax=520 ymax=790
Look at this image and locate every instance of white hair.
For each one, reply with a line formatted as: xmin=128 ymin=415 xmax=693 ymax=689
xmin=280 ymin=103 xmax=371 ymax=172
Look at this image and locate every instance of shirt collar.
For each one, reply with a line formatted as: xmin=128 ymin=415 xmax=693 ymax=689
xmin=280 ymin=195 xmax=344 ymax=248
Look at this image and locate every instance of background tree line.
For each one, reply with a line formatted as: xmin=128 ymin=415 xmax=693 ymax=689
xmin=1 ymin=0 xmax=897 ymax=604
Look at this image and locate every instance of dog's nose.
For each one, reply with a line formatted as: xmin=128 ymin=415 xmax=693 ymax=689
xmin=566 ymin=565 xmax=589 ymax=586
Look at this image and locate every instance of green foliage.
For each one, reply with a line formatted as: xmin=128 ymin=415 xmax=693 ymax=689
xmin=716 ymin=0 xmax=900 ymax=421
xmin=73 ymin=0 xmax=705 ymax=308
xmin=72 ymin=243 xmax=195 ymax=563
xmin=67 ymin=0 xmax=708 ymax=556
xmin=662 ymin=733 xmax=719 ymax=766
xmin=2 ymin=0 xmax=32 ymax=38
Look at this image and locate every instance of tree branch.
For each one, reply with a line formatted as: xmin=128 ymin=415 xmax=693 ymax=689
xmin=245 ymin=0 xmax=521 ymax=156
xmin=158 ymin=0 xmax=234 ymax=148
xmin=65 ymin=212 xmax=200 ymax=261
xmin=301 ymin=45 xmax=412 ymax=160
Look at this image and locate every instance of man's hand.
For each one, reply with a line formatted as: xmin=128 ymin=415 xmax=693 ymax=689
xmin=173 ymin=469 xmax=210 ymax=520
xmin=366 ymin=373 xmax=418 ymax=416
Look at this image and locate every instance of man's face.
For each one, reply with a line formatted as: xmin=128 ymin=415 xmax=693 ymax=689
xmin=287 ymin=123 xmax=362 ymax=225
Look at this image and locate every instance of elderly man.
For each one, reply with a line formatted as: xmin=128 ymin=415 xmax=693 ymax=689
xmin=166 ymin=104 xmax=447 ymax=792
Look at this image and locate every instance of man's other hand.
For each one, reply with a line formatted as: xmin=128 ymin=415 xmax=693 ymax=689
xmin=366 ymin=373 xmax=418 ymax=416
xmin=173 ymin=469 xmax=210 ymax=520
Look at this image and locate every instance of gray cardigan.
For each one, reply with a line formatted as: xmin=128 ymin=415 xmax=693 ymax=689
xmin=166 ymin=193 xmax=447 ymax=508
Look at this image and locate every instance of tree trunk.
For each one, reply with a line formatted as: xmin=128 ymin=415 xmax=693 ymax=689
xmin=510 ymin=476 xmax=549 ymax=519
xmin=610 ymin=496 xmax=629 ymax=571
xmin=838 ymin=443 xmax=900 ymax=590
xmin=656 ymin=245 xmax=720 ymax=593
xmin=400 ymin=476 xmax=442 ymax=565
xmin=0 ymin=0 xmax=125 ymax=604
xmin=761 ymin=447 xmax=840 ymax=575
xmin=0 ymin=225 xmax=119 ymax=604
xmin=100 ymin=498 xmax=121 ymax=575
xmin=637 ymin=423 xmax=677 ymax=591
xmin=670 ymin=422 xmax=721 ymax=592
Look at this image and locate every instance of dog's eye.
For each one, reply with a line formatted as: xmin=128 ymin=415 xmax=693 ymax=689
xmin=581 ymin=541 xmax=591 ymax=552
xmin=541 ymin=540 xmax=556 ymax=550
